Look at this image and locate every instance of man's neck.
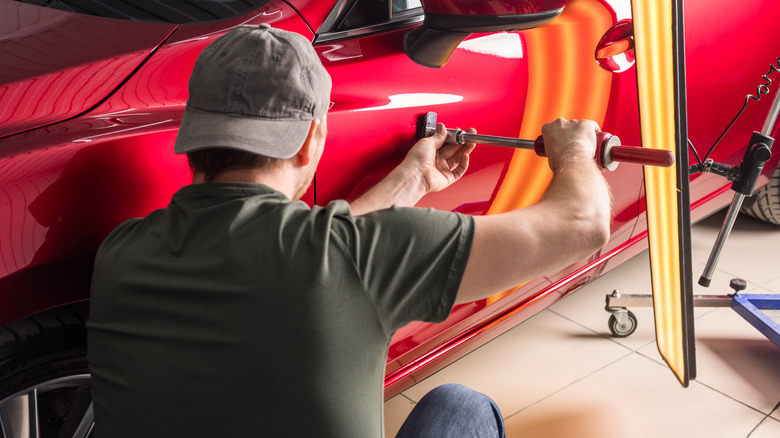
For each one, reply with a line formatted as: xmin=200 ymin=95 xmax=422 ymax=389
xmin=192 ymin=167 xmax=299 ymax=200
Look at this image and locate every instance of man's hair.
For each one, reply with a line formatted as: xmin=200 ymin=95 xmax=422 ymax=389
xmin=186 ymin=120 xmax=325 ymax=182
xmin=186 ymin=149 xmax=282 ymax=182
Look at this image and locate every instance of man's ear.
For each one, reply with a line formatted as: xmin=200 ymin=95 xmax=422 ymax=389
xmin=296 ymin=119 xmax=321 ymax=167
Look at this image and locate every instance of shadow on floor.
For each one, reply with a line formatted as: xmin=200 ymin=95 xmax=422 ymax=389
xmin=699 ymin=337 xmax=780 ymax=408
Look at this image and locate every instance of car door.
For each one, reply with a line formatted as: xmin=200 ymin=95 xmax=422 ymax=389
xmin=310 ymin=0 xmax=645 ymax=388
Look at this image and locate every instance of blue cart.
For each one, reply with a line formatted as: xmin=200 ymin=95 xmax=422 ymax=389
xmin=731 ymin=294 xmax=780 ymax=348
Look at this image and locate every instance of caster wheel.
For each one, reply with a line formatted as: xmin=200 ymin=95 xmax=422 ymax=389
xmin=608 ymin=310 xmax=637 ymax=337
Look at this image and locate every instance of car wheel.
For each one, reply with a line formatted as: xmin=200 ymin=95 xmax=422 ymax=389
xmin=741 ymin=166 xmax=780 ymax=225
xmin=0 ymin=303 xmax=93 ymax=438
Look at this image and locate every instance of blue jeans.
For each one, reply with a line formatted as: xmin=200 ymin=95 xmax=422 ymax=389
xmin=395 ymin=384 xmax=505 ymax=438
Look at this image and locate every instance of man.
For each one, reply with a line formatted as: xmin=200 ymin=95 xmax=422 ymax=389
xmin=88 ymin=25 xmax=610 ymax=437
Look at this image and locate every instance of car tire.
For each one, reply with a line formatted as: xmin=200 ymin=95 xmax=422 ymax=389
xmin=741 ymin=166 xmax=780 ymax=225
xmin=0 ymin=302 xmax=93 ymax=438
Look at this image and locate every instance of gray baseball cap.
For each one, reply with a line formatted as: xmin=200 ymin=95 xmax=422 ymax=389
xmin=174 ymin=24 xmax=332 ymax=158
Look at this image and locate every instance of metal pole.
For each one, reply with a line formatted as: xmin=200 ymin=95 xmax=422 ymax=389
xmin=445 ymin=129 xmax=535 ymax=149
xmin=698 ymin=194 xmax=746 ymax=286
xmin=699 ymin=87 xmax=780 ymax=286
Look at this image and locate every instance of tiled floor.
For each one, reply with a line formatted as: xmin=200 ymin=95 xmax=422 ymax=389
xmin=384 ymin=209 xmax=780 ymax=437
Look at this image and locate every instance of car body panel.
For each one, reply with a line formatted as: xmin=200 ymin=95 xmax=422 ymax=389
xmin=0 ymin=0 xmax=779 ymax=398
xmin=0 ymin=0 xmax=177 ymax=138
xmin=0 ymin=0 xmax=311 ymax=326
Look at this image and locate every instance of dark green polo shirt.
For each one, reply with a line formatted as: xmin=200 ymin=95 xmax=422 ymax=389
xmin=88 ymin=182 xmax=474 ymax=437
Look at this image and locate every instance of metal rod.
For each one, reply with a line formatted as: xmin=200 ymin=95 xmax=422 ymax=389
xmin=698 ymin=194 xmax=746 ymax=286
xmin=698 ymin=80 xmax=780 ymax=287
xmin=606 ymin=293 xmax=734 ymax=309
xmin=445 ymin=128 xmax=535 ymax=149
xmin=72 ymin=401 xmax=94 ymax=438
xmin=29 ymin=389 xmax=39 ymax=438
xmin=440 ymin=121 xmax=676 ymax=169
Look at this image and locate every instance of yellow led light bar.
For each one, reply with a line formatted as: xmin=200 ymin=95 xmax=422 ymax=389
xmin=633 ymin=0 xmax=696 ymax=386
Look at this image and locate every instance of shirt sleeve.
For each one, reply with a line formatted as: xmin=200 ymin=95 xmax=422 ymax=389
xmin=328 ymin=203 xmax=475 ymax=333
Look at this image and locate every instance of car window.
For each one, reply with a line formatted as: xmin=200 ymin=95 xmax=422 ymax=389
xmin=318 ymin=0 xmax=423 ymax=42
xmin=337 ymin=0 xmax=390 ymax=30
xmin=13 ymin=0 xmax=271 ymax=24
xmin=393 ymin=0 xmax=422 ymax=13
xmin=338 ymin=0 xmax=423 ymax=30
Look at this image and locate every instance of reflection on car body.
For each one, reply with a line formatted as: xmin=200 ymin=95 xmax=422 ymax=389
xmin=1 ymin=0 xmax=779 ymax=434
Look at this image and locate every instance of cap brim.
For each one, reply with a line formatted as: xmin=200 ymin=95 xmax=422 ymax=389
xmin=174 ymin=107 xmax=311 ymax=159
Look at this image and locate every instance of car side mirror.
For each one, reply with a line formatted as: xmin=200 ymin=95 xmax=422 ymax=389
xmin=404 ymin=0 xmax=568 ymax=68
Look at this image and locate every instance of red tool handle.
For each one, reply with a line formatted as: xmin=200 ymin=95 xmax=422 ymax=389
xmin=608 ymin=145 xmax=676 ymax=167
xmin=533 ymin=132 xmax=675 ymax=170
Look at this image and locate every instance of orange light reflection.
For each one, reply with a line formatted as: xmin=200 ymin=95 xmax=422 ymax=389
xmin=484 ymin=0 xmax=613 ymax=305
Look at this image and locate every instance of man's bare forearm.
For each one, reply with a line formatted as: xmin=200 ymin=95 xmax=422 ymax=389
xmin=456 ymin=119 xmax=612 ymax=304
xmin=348 ymin=165 xmax=428 ymax=216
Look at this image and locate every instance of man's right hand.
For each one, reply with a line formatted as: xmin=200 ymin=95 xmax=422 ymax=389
xmin=349 ymin=123 xmax=476 ymax=216
xmin=456 ymin=117 xmax=612 ymax=304
xmin=540 ymin=118 xmax=601 ymax=172
xmin=401 ymin=123 xmax=476 ymax=194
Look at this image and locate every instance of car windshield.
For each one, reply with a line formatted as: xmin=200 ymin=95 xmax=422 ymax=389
xmin=14 ymin=0 xmax=272 ymax=24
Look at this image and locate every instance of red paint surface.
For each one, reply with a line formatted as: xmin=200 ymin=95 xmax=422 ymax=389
xmin=0 ymin=0 xmax=177 ymax=137
xmin=1 ymin=0 xmax=779 ymax=395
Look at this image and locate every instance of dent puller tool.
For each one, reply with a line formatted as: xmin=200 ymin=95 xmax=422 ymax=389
xmin=420 ymin=111 xmax=675 ymax=171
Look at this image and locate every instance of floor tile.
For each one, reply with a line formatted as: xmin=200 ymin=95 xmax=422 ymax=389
xmin=749 ymin=416 xmax=780 ymax=438
xmin=503 ymin=353 xmax=768 ymax=438
xmin=383 ymin=394 xmax=415 ymax=437
xmin=691 ymin=308 xmax=780 ymax=414
xmin=633 ymin=308 xmax=780 ymax=413
xmin=548 ymin=251 xmax=731 ymax=351
xmin=690 ymin=257 xmax=751 ymax=296
xmin=764 ymin=276 xmax=780 ymax=294
xmin=398 ymin=310 xmax=630 ymax=416
xmin=691 ymin=212 xmax=780 ymax=287
xmin=548 ymin=252 xmax=656 ymax=350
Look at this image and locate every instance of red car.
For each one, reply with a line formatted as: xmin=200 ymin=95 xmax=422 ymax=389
xmin=1 ymin=0 xmax=779 ymax=434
